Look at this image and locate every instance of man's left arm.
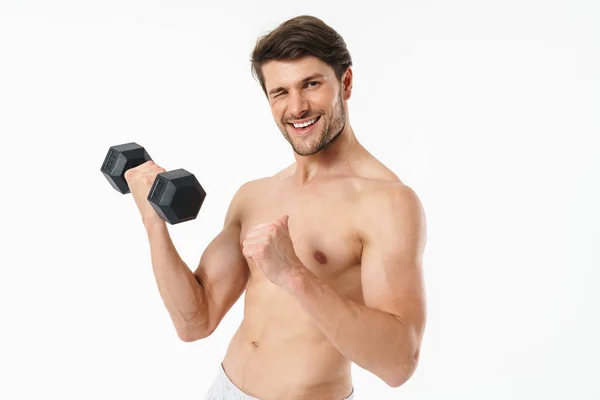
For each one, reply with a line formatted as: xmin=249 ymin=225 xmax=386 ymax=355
xmin=281 ymin=184 xmax=427 ymax=387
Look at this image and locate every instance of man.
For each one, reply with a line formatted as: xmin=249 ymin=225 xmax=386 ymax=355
xmin=125 ymin=15 xmax=427 ymax=400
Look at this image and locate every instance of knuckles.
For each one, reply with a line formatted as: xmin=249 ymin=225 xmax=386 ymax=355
xmin=242 ymin=240 xmax=267 ymax=259
xmin=123 ymin=162 xmax=165 ymax=183
xmin=124 ymin=168 xmax=135 ymax=180
xmin=241 ymin=221 xmax=285 ymax=251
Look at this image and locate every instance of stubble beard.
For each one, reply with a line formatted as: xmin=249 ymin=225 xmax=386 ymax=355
xmin=279 ymin=90 xmax=346 ymax=157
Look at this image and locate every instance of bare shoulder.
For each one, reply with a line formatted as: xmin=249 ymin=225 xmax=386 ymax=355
xmin=361 ymin=180 xmax=423 ymax=211
xmin=227 ymin=178 xmax=267 ymax=215
xmin=225 ymin=173 xmax=282 ymax=222
xmin=356 ymin=178 xmax=427 ymax=249
xmin=353 ymin=151 xmax=424 ymax=218
xmin=235 ymin=164 xmax=295 ymax=198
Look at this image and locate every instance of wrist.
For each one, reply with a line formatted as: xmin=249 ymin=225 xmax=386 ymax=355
xmin=143 ymin=215 xmax=166 ymax=231
xmin=282 ymin=263 xmax=310 ymax=294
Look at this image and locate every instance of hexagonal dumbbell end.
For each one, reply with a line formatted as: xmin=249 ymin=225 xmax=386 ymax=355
xmin=147 ymin=169 xmax=206 ymax=224
xmin=101 ymin=142 xmax=152 ymax=194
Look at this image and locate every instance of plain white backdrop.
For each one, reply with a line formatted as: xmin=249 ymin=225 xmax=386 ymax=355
xmin=1 ymin=1 xmax=598 ymax=399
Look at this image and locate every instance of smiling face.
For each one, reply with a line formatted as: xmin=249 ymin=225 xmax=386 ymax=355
xmin=262 ymin=56 xmax=351 ymax=156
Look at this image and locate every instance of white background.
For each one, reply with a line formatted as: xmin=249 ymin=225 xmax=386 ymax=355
xmin=1 ymin=1 xmax=598 ymax=399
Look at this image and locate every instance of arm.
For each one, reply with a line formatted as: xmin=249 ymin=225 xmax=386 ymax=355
xmin=145 ymin=183 xmax=250 ymax=342
xmin=281 ymin=184 xmax=427 ymax=387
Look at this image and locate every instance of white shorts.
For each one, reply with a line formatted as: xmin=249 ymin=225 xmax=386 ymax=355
xmin=203 ymin=363 xmax=356 ymax=399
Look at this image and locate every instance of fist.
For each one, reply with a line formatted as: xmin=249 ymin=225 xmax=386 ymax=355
xmin=242 ymin=215 xmax=301 ymax=286
xmin=124 ymin=161 xmax=166 ymax=226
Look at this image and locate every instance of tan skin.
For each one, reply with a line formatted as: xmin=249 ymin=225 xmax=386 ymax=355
xmin=124 ymin=56 xmax=427 ymax=399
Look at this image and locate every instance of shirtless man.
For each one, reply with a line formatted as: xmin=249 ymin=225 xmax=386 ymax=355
xmin=124 ymin=15 xmax=427 ymax=400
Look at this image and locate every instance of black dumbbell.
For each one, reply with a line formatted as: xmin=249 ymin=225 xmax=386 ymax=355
xmin=101 ymin=142 xmax=206 ymax=224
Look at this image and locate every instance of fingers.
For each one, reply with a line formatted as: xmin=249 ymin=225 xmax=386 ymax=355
xmin=124 ymin=161 xmax=166 ymax=182
xmin=243 ymin=236 xmax=269 ymax=249
xmin=241 ymin=243 xmax=258 ymax=259
xmin=242 ymin=218 xmax=289 ymax=258
xmin=245 ymin=224 xmax=277 ymax=238
xmin=247 ymin=221 xmax=277 ymax=230
xmin=243 ymin=225 xmax=275 ymax=260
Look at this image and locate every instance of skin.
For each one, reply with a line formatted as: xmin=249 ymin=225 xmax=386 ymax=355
xmin=124 ymin=55 xmax=427 ymax=399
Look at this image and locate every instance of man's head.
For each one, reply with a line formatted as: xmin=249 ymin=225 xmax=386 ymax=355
xmin=251 ymin=16 xmax=353 ymax=156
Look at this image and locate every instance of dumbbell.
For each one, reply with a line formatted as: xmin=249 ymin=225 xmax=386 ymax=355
xmin=100 ymin=142 xmax=206 ymax=224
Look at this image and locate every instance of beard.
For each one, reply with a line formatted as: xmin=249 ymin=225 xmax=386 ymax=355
xmin=278 ymin=89 xmax=346 ymax=156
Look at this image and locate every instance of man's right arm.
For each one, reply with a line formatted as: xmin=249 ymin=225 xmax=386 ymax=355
xmin=144 ymin=182 xmax=251 ymax=342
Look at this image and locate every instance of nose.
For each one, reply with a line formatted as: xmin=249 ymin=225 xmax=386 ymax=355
xmin=288 ymin=91 xmax=309 ymax=120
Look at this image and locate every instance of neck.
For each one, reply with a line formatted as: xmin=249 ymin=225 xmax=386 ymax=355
xmin=291 ymin=122 xmax=360 ymax=185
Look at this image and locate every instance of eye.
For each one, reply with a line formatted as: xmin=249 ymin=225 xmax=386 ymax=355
xmin=306 ymin=81 xmax=320 ymax=88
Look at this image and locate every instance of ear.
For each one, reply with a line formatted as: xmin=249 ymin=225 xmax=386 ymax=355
xmin=342 ymin=67 xmax=353 ymax=100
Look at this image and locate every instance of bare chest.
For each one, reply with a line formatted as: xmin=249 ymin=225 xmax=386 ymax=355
xmin=239 ymin=190 xmax=362 ymax=281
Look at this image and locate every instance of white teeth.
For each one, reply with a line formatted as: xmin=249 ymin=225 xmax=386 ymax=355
xmin=293 ymin=117 xmax=317 ymax=128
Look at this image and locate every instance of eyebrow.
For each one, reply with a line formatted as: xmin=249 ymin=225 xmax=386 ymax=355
xmin=268 ymin=73 xmax=326 ymax=96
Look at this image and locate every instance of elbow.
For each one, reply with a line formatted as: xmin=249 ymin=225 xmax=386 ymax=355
xmin=384 ymin=356 xmax=419 ymax=388
xmin=385 ymin=333 xmax=423 ymax=387
xmin=178 ymin=330 xmax=202 ymax=343
xmin=177 ymin=322 xmax=214 ymax=343
xmin=384 ymin=367 xmax=415 ymax=388
xmin=176 ymin=308 xmax=214 ymax=342
xmin=385 ymin=373 xmax=411 ymax=388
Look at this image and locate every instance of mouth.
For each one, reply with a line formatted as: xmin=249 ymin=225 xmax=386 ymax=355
xmin=287 ymin=116 xmax=321 ymax=136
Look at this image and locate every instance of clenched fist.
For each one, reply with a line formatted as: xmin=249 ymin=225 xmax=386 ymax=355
xmin=124 ymin=160 xmax=166 ymax=227
xmin=242 ymin=215 xmax=303 ymax=287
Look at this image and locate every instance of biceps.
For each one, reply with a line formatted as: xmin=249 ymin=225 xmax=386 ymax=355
xmin=194 ymin=224 xmax=249 ymax=331
xmin=361 ymin=245 xmax=426 ymax=324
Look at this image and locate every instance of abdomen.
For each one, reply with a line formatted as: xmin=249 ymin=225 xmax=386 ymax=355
xmin=221 ymin=280 xmax=353 ymax=398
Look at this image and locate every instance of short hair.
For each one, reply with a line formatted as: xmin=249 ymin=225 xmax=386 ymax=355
xmin=250 ymin=15 xmax=353 ymax=96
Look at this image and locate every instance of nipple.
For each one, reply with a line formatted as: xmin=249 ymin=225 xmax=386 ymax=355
xmin=314 ymin=250 xmax=328 ymax=264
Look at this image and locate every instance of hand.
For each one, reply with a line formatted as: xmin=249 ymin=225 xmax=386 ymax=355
xmin=123 ymin=160 xmax=166 ymax=227
xmin=242 ymin=215 xmax=302 ymax=287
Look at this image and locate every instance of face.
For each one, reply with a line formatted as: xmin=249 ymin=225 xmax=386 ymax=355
xmin=262 ymin=56 xmax=352 ymax=156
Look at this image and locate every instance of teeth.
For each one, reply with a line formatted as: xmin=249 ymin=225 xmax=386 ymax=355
xmin=293 ymin=117 xmax=317 ymax=128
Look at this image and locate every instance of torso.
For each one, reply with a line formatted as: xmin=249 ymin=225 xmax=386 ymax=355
xmin=222 ymin=158 xmax=401 ymax=399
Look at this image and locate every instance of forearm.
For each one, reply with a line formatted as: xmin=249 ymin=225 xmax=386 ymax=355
xmin=145 ymin=221 xmax=209 ymax=339
xmin=282 ymin=266 xmax=419 ymax=387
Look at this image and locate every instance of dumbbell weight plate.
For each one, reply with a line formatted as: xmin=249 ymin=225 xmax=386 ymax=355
xmin=101 ymin=142 xmax=152 ymax=194
xmin=147 ymin=169 xmax=206 ymax=225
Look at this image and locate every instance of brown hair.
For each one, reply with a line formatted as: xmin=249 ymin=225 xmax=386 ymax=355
xmin=250 ymin=15 xmax=353 ymax=96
